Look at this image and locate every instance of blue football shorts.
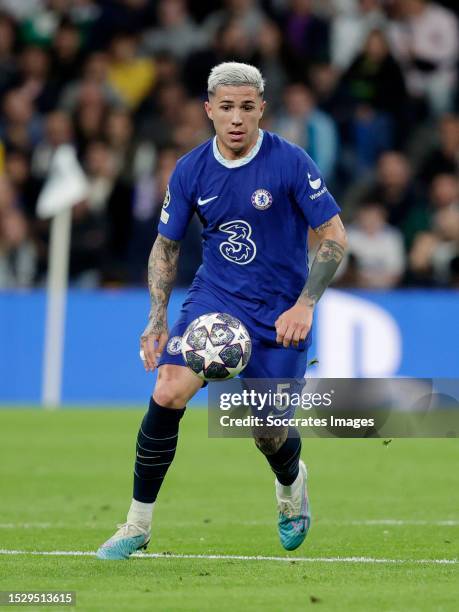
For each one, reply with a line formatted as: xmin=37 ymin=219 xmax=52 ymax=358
xmin=158 ymin=296 xmax=308 ymax=419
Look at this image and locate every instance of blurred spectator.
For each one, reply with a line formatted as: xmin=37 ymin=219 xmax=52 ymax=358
xmin=67 ymin=140 xmax=131 ymax=285
xmin=128 ymin=145 xmax=202 ymax=285
xmin=154 ymin=52 xmax=181 ymax=87
xmin=202 ymin=0 xmax=267 ymax=43
xmin=142 ymin=0 xmax=205 ymax=60
xmin=4 ymin=149 xmax=40 ymax=217
xmin=307 ymin=62 xmax=346 ymax=123
xmin=350 ymin=151 xmax=426 ymax=246
xmin=429 ymin=173 xmax=459 ymax=210
xmin=72 ymin=83 xmax=108 ymax=154
xmin=274 ymin=83 xmax=338 ymax=181
xmin=172 ymin=98 xmax=213 ymax=154
xmin=104 ymin=107 xmax=156 ymax=181
xmin=409 ymin=203 xmax=459 ymax=285
xmin=128 ymin=147 xmax=178 ymax=283
xmin=59 ymin=52 xmax=123 ymax=112
xmin=388 ymin=0 xmax=459 ymax=116
xmin=0 ymin=89 xmax=43 ymax=150
xmin=68 ymin=141 xmax=110 ymax=284
xmin=107 ymin=33 xmax=156 ymax=110
xmin=407 ymin=173 xmax=459 ymax=284
xmin=417 ymin=114 xmax=459 ymax=187
xmin=346 ymin=201 xmax=406 ymax=288
xmin=13 ymin=45 xmax=58 ymax=114
xmin=88 ymin=0 xmax=155 ymax=49
xmin=50 ymin=20 xmax=84 ymax=91
xmin=252 ymin=20 xmax=289 ymax=111
xmin=0 ymin=12 xmax=18 ymax=97
xmin=4 ymin=151 xmax=48 ymax=278
xmin=31 ymin=110 xmax=73 ymax=181
xmin=280 ymin=0 xmax=330 ymax=80
xmin=217 ymin=18 xmax=257 ymax=64
xmin=0 ymin=203 xmax=37 ymax=288
xmin=349 ymin=122 xmax=388 ymax=182
xmin=139 ymin=82 xmax=188 ymax=149
xmin=4 ymin=149 xmax=29 ymax=195
xmin=331 ymin=0 xmax=387 ymax=70
xmin=340 ymin=29 xmax=407 ymax=128
xmin=338 ymin=30 xmax=407 ymax=170
xmin=104 ymin=107 xmax=134 ymax=179
xmin=83 ymin=140 xmax=133 ymax=284
xmin=182 ymin=19 xmax=256 ymax=97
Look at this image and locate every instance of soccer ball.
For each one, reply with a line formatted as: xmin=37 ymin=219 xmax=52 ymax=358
xmin=181 ymin=312 xmax=252 ymax=381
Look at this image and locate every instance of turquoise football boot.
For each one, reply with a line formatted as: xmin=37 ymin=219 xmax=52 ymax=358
xmin=96 ymin=523 xmax=150 ymax=560
xmin=276 ymin=460 xmax=311 ymax=551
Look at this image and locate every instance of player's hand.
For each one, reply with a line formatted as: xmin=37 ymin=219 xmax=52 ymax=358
xmin=275 ymin=302 xmax=313 ymax=348
xmin=140 ymin=315 xmax=168 ymax=372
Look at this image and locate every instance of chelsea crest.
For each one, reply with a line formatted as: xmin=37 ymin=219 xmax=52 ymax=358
xmin=167 ymin=336 xmax=182 ymax=355
xmin=251 ymin=189 xmax=273 ymax=210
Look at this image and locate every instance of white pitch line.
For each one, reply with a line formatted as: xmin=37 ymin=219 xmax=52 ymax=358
xmin=0 ymin=550 xmax=457 ymax=565
xmin=0 ymin=523 xmax=55 ymax=529
xmin=344 ymin=519 xmax=459 ymax=526
xmin=1 ymin=519 xmax=459 ymax=529
xmin=247 ymin=519 xmax=459 ymax=527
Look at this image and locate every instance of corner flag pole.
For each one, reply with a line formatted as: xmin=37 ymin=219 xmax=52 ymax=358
xmin=42 ymin=207 xmax=72 ymax=408
xmin=37 ymin=144 xmax=89 ymax=409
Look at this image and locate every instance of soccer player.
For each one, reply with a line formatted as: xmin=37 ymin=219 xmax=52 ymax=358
xmin=97 ymin=62 xmax=347 ymax=560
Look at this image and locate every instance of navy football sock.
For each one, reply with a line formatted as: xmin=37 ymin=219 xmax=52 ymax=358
xmin=133 ymin=398 xmax=186 ymax=503
xmin=264 ymin=427 xmax=302 ymax=486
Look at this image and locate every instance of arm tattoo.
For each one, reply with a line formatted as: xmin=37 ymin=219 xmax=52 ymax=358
xmin=145 ymin=235 xmax=180 ymax=334
xmin=299 ymin=238 xmax=345 ymax=307
xmin=314 ymin=220 xmax=333 ymax=233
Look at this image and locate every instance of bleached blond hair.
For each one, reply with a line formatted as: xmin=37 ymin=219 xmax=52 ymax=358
xmin=207 ymin=62 xmax=265 ymax=97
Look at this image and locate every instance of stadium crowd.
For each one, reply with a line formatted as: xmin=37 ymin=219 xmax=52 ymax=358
xmin=0 ymin=0 xmax=458 ymax=289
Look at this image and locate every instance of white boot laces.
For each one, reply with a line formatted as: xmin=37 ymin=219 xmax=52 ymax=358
xmin=115 ymin=522 xmax=147 ymax=538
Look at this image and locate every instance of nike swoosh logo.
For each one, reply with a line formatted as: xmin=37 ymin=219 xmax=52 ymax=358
xmin=307 ymin=173 xmax=322 ymax=190
xmin=197 ymin=196 xmax=218 ymax=206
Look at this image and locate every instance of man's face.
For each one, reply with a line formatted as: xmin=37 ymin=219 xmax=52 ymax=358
xmin=205 ymin=85 xmax=265 ymax=159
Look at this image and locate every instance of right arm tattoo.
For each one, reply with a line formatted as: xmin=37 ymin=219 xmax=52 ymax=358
xmin=146 ymin=234 xmax=180 ymax=334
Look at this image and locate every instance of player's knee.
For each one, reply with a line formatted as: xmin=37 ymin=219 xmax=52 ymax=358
xmin=153 ymin=383 xmax=187 ymax=409
xmin=153 ymin=367 xmax=195 ymax=408
xmin=254 ymin=430 xmax=288 ymax=456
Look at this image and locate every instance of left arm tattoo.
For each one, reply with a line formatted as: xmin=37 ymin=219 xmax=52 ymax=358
xmin=298 ymin=220 xmax=346 ymax=307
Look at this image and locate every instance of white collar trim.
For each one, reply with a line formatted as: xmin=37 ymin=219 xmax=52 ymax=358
xmin=213 ymin=129 xmax=264 ymax=168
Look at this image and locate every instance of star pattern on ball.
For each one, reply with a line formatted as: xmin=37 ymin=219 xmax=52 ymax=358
xmin=193 ymin=329 xmax=228 ymax=371
xmin=182 ymin=312 xmax=252 ymax=381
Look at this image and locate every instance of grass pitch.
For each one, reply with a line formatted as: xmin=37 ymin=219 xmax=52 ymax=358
xmin=0 ymin=408 xmax=458 ymax=611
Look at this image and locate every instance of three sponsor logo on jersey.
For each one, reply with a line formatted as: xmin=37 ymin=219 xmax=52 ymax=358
xmin=218 ymin=220 xmax=257 ymax=265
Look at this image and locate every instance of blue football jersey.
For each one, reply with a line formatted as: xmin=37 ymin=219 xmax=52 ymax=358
xmin=158 ymin=130 xmax=340 ymax=343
